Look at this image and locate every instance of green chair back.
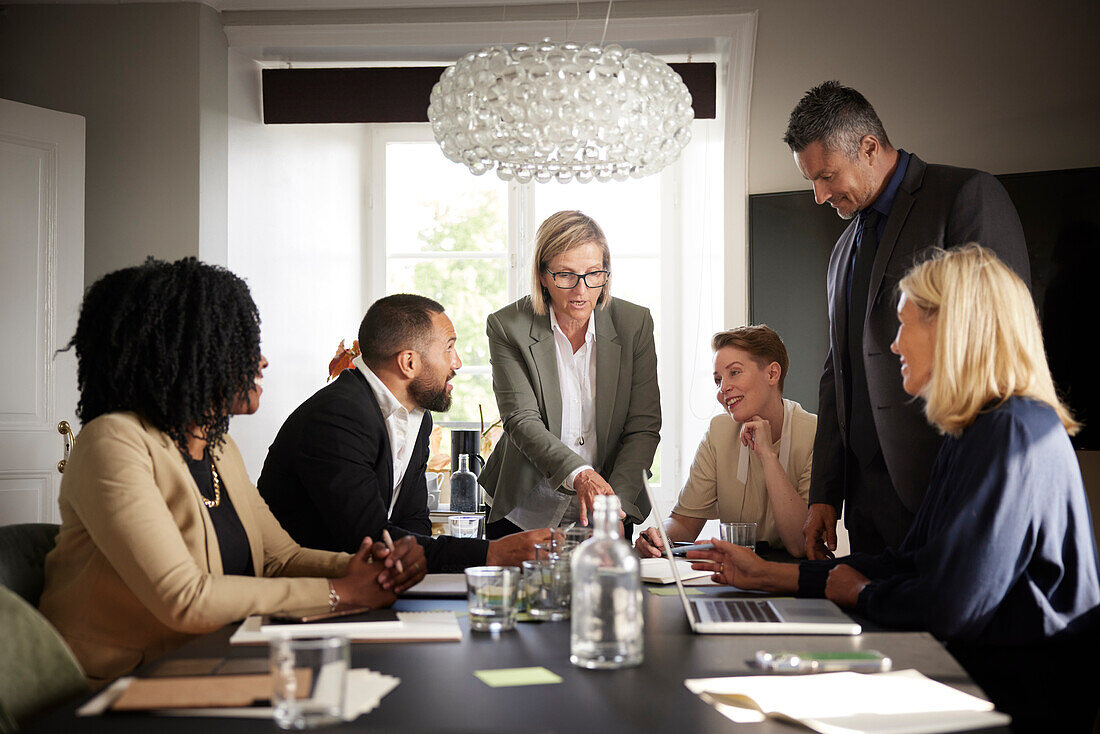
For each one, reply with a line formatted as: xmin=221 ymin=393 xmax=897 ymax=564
xmin=0 ymin=524 xmax=59 ymax=607
xmin=0 ymin=586 xmax=87 ymax=731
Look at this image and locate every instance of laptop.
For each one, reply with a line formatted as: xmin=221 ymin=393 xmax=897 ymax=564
xmin=641 ymin=480 xmax=861 ymax=635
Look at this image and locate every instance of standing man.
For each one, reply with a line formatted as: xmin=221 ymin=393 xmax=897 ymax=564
xmin=787 ymin=81 xmax=1030 ymax=558
xmin=259 ymin=294 xmax=548 ymax=572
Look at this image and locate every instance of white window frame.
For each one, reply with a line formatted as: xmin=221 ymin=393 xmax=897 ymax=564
xmin=369 ymin=124 xmax=683 ymax=500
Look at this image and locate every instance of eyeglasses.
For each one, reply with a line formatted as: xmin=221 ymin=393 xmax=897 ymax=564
xmin=544 ymin=269 xmax=610 ymax=289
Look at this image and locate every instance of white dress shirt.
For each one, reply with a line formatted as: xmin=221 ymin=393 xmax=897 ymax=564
xmin=353 ymin=355 xmax=426 ymax=520
xmin=506 ymin=308 xmax=598 ymax=529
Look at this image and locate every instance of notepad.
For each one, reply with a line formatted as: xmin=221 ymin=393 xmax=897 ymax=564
xmin=79 ymin=668 xmax=399 ymax=721
xmin=230 ymin=611 xmax=462 ymax=645
xmin=640 ymin=557 xmax=713 ymax=584
xmin=403 ymin=573 xmax=468 ymax=597
xmin=111 ymin=671 xmax=310 ymax=710
xmin=685 ymin=669 xmax=1011 ymax=734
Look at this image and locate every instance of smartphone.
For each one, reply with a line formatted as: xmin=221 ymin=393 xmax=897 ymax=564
xmin=670 ymin=542 xmax=715 ymax=556
xmin=754 ymin=649 xmax=892 ymax=673
xmin=267 ymin=605 xmax=375 ymax=624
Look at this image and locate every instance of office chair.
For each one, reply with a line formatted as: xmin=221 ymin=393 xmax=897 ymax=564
xmin=0 ymin=524 xmax=59 ymax=607
xmin=0 ymin=586 xmax=86 ymax=732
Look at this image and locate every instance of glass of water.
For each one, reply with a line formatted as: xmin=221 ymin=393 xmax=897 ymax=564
xmin=464 ymin=566 xmax=521 ymax=632
xmin=449 ymin=514 xmax=483 ymax=538
xmin=523 ymin=556 xmax=571 ymax=621
xmin=270 ymin=636 xmax=348 ymax=729
xmin=720 ymin=521 xmax=758 ymax=549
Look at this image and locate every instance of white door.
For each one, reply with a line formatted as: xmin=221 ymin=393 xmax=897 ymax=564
xmin=0 ymin=98 xmax=85 ymax=525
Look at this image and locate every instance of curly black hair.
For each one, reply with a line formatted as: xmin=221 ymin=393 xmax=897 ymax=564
xmin=67 ymin=257 xmax=261 ymax=454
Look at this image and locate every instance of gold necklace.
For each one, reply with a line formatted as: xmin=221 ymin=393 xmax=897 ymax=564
xmin=203 ymin=459 xmax=222 ymax=509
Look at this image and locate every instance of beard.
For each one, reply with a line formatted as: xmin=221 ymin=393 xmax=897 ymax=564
xmin=409 ymin=371 xmax=453 ymax=412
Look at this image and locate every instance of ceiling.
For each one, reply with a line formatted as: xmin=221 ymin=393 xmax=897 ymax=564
xmin=6 ymin=0 xmax=652 ymax=13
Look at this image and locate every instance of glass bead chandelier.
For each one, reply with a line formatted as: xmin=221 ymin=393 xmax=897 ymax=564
xmin=427 ymin=40 xmax=694 ymax=183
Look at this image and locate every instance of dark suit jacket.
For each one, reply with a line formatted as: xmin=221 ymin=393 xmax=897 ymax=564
xmin=258 ymin=368 xmax=488 ymax=572
xmin=811 ymin=154 xmax=1031 ymax=515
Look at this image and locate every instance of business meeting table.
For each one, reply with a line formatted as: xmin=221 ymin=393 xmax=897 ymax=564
xmin=25 ymin=558 xmax=1011 ymax=734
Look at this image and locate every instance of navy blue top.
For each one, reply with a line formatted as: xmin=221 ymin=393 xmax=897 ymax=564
xmin=799 ymin=396 xmax=1100 ymax=645
xmin=868 ymin=149 xmax=910 ymax=237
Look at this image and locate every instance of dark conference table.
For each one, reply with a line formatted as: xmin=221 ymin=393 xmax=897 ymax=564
xmin=25 ymin=580 xmax=1011 ymax=733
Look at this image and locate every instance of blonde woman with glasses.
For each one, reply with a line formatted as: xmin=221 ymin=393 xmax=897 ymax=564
xmin=688 ymin=244 xmax=1099 ymax=728
xmin=479 ymin=211 xmax=661 ymax=539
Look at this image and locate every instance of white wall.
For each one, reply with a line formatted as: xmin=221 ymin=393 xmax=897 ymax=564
xmin=227 ymin=50 xmax=368 ymax=479
xmin=0 ymin=2 xmax=229 ymax=284
xmin=748 ymin=0 xmax=1100 ymax=194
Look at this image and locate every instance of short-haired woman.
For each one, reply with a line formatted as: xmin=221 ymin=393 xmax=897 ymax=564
xmin=689 ymin=245 xmax=1100 ymax=727
xmin=479 ymin=211 xmax=661 ymax=535
xmin=39 ymin=258 xmax=425 ymax=683
xmin=636 ymin=326 xmax=815 ymax=558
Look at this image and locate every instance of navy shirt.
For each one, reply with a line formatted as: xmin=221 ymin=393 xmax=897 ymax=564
xmin=846 ymin=150 xmax=911 ymax=306
xmin=798 ymin=396 xmax=1100 ymax=645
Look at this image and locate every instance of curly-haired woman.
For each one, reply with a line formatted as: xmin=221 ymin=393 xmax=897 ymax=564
xmin=38 ymin=258 xmax=425 ymax=684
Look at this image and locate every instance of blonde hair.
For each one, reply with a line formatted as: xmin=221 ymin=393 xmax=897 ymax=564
xmin=712 ymin=325 xmax=790 ymax=393
xmin=898 ymin=243 xmax=1078 ymax=437
xmin=530 ymin=210 xmax=611 ymax=316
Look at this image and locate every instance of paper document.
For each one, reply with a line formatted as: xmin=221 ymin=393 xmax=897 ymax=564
xmin=640 ymin=557 xmax=713 ymax=584
xmin=685 ymin=669 xmax=1011 ymax=734
xmin=230 ymin=611 xmax=462 ymax=645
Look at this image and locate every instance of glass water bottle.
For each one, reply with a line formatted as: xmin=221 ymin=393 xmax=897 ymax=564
xmin=449 ymin=453 xmax=478 ymax=513
xmin=570 ymin=494 xmax=643 ymax=669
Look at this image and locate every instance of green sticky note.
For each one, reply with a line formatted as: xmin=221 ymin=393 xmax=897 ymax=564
xmin=648 ymin=586 xmax=704 ymax=596
xmin=474 ymin=667 xmax=563 ymax=688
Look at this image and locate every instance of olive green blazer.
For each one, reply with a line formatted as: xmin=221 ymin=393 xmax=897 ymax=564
xmin=479 ymin=297 xmax=661 ymax=524
xmin=39 ymin=412 xmax=349 ymax=683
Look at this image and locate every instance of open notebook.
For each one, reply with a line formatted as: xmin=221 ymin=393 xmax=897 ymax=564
xmin=685 ymin=669 xmax=1010 ymax=733
xmin=640 ymin=557 xmax=714 ymax=584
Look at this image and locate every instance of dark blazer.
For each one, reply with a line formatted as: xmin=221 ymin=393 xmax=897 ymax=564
xmin=479 ymin=296 xmax=662 ymax=525
xmin=258 ymin=368 xmax=488 ymax=572
xmin=811 ymin=154 xmax=1031 ymax=514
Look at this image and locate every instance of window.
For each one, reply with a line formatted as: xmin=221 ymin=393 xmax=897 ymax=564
xmin=370 ymin=124 xmax=713 ymax=501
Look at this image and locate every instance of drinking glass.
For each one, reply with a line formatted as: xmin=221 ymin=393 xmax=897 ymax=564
xmin=270 ymin=636 xmax=348 ymax=729
xmin=720 ymin=521 xmax=758 ymax=549
xmin=465 ymin=566 xmax=521 ymax=632
xmin=522 ymin=557 xmax=571 ymax=621
xmin=449 ymin=514 xmax=483 ymax=538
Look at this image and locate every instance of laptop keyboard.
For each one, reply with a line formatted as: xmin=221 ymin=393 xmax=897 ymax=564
xmin=695 ymin=599 xmax=782 ymax=624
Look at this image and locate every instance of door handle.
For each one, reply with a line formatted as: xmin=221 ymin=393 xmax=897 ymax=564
xmin=57 ymin=420 xmax=75 ymax=473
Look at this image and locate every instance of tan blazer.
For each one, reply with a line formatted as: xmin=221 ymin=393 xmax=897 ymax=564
xmin=672 ymin=400 xmax=817 ymax=545
xmin=479 ymin=297 xmax=662 ymax=524
xmin=39 ymin=412 xmax=349 ymax=683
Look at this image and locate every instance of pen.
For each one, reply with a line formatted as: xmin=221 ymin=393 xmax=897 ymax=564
xmin=381 ymin=529 xmax=404 ymax=575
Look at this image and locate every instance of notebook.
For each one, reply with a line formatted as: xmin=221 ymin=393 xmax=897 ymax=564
xmin=639 ymin=557 xmax=714 ymax=584
xmin=229 ymin=611 xmax=462 ymax=644
xmin=684 ymin=669 xmax=1010 ymax=733
xmin=641 ymin=480 xmax=860 ymax=635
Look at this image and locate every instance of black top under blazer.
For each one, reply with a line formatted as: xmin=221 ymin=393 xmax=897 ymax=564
xmin=258 ymin=368 xmax=488 ymax=573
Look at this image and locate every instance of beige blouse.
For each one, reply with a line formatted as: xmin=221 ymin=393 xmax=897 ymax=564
xmin=671 ymin=399 xmax=816 ymax=545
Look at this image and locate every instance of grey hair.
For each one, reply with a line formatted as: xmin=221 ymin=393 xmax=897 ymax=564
xmin=783 ymin=81 xmax=892 ymax=158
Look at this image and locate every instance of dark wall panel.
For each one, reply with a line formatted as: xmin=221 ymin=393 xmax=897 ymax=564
xmin=262 ymin=63 xmax=716 ymax=124
xmin=749 ymin=166 xmax=1100 ymax=448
